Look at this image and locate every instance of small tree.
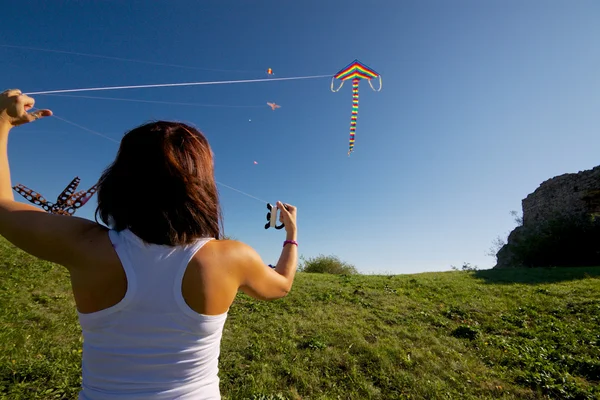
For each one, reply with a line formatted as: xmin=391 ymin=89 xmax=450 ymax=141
xmin=486 ymin=235 xmax=506 ymax=258
xmin=300 ymin=254 xmax=358 ymax=275
xmin=510 ymin=210 xmax=523 ymax=226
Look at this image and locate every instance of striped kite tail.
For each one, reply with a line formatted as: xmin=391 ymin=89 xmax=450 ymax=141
xmin=348 ymin=77 xmax=359 ymax=156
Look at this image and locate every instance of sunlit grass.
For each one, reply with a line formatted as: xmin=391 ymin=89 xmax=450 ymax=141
xmin=1 ymin=236 xmax=599 ymax=399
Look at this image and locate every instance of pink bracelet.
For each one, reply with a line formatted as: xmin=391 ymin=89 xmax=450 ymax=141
xmin=283 ymin=240 xmax=298 ymax=247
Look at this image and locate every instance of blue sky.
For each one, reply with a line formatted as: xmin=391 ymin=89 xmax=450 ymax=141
xmin=1 ymin=0 xmax=599 ymax=274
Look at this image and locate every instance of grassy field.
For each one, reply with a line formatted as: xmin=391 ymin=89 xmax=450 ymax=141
xmin=1 ymin=237 xmax=599 ymax=399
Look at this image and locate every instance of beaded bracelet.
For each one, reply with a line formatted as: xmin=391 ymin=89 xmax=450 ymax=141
xmin=283 ymin=240 xmax=298 ymax=247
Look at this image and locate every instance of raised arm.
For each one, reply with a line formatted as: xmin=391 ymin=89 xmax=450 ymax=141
xmin=239 ymin=202 xmax=297 ymax=300
xmin=211 ymin=202 xmax=298 ymax=300
xmin=0 ymin=89 xmax=104 ymax=270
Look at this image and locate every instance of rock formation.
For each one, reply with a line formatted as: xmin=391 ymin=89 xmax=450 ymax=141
xmin=494 ymin=165 xmax=600 ymax=268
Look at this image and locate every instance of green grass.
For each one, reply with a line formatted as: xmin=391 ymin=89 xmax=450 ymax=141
xmin=1 ymin=237 xmax=599 ymax=399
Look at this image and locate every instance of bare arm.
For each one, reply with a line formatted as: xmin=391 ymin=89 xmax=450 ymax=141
xmin=0 ymin=89 xmax=103 ymax=270
xmin=237 ymin=241 xmax=296 ymax=300
xmin=270 ymin=225 xmax=298 ymax=292
xmin=226 ymin=202 xmax=299 ymax=300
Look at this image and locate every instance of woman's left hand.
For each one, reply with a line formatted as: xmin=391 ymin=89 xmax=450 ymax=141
xmin=0 ymin=89 xmax=52 ymax=128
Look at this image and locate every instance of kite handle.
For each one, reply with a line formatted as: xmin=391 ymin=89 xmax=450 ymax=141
xmin=330 ymin=77 xmax=345 ymax=92
xmin=264 ymin=203 xmax=286 ymax=230
xmin=368 ymin=75 xmax=382 ymax=92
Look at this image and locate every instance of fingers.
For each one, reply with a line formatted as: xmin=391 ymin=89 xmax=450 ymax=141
xmin=277 ymin=202 xmax=285 ymax=223
xmin=2 ymin=89 xmax=40 ymax=110
xmin=20 ymin=93 xmax=53 ymax=120
xmin=36 ymin=109 xmax=53 ymax=117
xmin=10 ymin=109 xmax=53 ymax=127
xmin=1 ymin=89 xmax=22 ymax=97
xmin=276 ymin=201 xmax=290 ymax=213
xmin=24 ymin=109 xmax=53 ymax=123
xmin=277 ymin=202 xmax=297 ymax=236
xmin=1 ymin=88 xmax=53 ymax=126
xmin=277 ymin=202 xmax=296 ymax=213
xmin=277 ymin=202 xmax=296 ymax=219
xmin=17 ymin=95 xmax=35 ymax=114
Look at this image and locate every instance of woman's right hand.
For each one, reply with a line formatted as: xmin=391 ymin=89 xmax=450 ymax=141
xmin=0 ymin=89 xmax=52 ymax=129
xmin=277 ymin=201 xmax=297 ymax=238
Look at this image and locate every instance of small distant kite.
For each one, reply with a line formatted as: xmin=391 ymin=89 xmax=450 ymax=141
xmin=331 ymin=59 xmax=382 ymax=156
xmin=13 ymin=176 xmax=97 ymax=216
xmin=267 ymin=102 xmax=281 ymax=111
xmin=267 ymin=68 xmax=274 ymax=76
xmin=253 ymin=161 xmax=258 ymax=165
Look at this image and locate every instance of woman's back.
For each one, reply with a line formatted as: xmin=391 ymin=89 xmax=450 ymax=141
xmin=78 ymin=229 xmax=226 ymax=400
xmin=0 ymin=102 xmax=298 ymax=399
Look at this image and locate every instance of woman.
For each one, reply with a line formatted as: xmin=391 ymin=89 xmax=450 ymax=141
xmin=0 ymin=89 xmax=298 ymax=399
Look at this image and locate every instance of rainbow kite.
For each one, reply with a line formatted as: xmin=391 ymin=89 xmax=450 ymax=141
xmin=331 ymin=60 xmax=382 ymax=155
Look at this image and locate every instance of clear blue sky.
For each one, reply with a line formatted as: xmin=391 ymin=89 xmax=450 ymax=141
xmin=1 ymin=0 xmax=599 ymax=274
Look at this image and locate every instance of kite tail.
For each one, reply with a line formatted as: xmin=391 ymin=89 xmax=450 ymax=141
xmin=348 ymin=77 xmax=359 ymax=156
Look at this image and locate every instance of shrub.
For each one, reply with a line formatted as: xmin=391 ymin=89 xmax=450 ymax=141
xmin=299 ymin=254 xmax=358 ymax=275
xmin=451 ymin=262 xmax=479 ymax=271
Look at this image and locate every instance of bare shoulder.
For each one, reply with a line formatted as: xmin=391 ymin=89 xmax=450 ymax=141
xmin=194 ymin=238 xmax=292 ymax=301
xmin=78 ymin=222 xmax=118 ymax=262
xmin=49 ymin=217 xmax=118 ymax=269
xmin=0 ymin=201 xmax=117 ymax=271
xmin=194 ymin=239 xmax=262 ymax=268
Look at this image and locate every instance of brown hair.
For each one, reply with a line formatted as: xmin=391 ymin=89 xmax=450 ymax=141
xmin=95 ymin=120 xmax=222 ymax=245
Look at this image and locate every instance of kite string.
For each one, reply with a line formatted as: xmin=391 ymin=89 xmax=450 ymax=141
xmin=25 ymin=74 xmax=332 ymax=96
xmin=214 ymin=182 xmax=269 ymax=204
xmin=38 ymin=93 xmax=265 ymax=109
xmin=0 ymin=43 xmax=261 ymax=74
xmin=50 ymin=114 xmax=121 ymax=143
xmin=33 ymin=110 xmax=269 ymax=205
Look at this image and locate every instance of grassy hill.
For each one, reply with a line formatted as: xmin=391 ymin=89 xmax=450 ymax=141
xmin=0 ymin=238 xmax=599 ymax=399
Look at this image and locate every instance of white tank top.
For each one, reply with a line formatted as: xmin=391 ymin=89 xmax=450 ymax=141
xmin=77 ymin=229 xmax=227 ymax=400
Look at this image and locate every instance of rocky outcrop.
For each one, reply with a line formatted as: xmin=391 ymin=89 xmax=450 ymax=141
xmin=495 ymin=165 xmax=600 ymax=268
xmin=521 ymin=165 xmax=600 ymax=227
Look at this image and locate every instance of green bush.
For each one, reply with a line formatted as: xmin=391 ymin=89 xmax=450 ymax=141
xmin=299 ymin=254 xmax=358 ymax=275
xmin=509 ymin=213 xmax=600 ymax=268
